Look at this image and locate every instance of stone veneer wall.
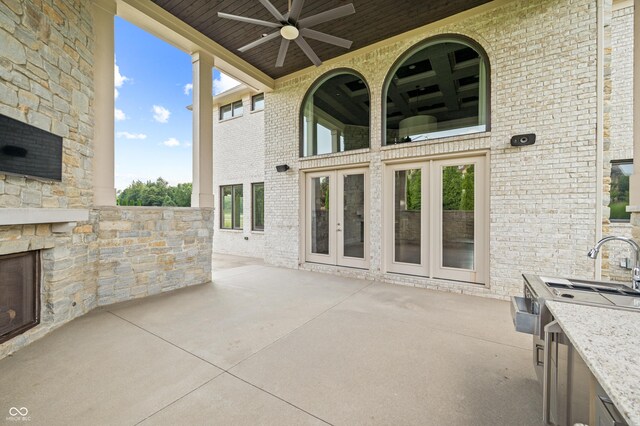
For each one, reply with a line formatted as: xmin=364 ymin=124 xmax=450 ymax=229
xmin=0 ymin=0 xmax=97 ymax=357
xmin=263 ymin=0 xmax=600 ymax=299
xmin=602 ymin=4 xmax=636 ymax=283
xmin=0 ymin=1 xmax=214 ymax=359
xmin=94 ymin=207 xmax=213 ymax=305
xmin=212 ymin=92 xmax=265 ymax=258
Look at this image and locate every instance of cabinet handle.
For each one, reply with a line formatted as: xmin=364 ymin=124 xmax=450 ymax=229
xmin=543 ymin=320 xmax=562 ymax=425
xmin=536 ymin=344 xmax=544 ymax=366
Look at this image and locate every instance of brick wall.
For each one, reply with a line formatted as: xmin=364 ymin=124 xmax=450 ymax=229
xmin=212 ymin=92 xmax=265 ymax=258
xmin=602 ymin=4 xmax=635 ymax=283
xmin=263 ymin=0 xmax=600 ymax=299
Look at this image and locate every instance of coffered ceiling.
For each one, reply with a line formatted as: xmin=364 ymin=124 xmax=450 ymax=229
xmin=151 ymin=0 xmax=491 ymax=79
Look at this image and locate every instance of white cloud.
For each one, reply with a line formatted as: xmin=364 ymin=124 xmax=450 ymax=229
xmin=114 ymin=58 xmax=128 ymax=100
xmin=114 ymin=61 xmax=128 ymax=88
xmin=213 ymin=72 xmax=241 ymax=95
xmin=183 ymin=83 xmax=193 ymax=95
xmin=116 ymin=131 xmax=147 ymax=140
xmin=163 ymin=137 xmax=181 ymax=147
xmin=152 ymin=105 xmax=170 ymax=123
xmin=114 ymin=108 xmax=126 ymax=121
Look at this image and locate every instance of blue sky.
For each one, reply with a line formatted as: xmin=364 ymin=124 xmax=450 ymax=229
xmin=114 ymin=17 xmax=239 ymax=190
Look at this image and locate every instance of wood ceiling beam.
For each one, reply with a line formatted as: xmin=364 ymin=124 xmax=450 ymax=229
xmin=428 ymin=48 xmax=459 ymax=112
xmin=314 ymin=90 xmax=363 ymax=125
xmin=387 ymin=81 xmax=414 ymax=118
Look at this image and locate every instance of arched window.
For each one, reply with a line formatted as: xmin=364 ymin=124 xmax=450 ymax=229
xmin=301 ymin=70 xmax=370 ymax=157
xmin=383 ymin=36 xmax=490 ymax=145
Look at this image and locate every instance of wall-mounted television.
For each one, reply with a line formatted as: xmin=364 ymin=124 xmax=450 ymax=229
xmin=0 ymin=114 xmax=62 ymax=181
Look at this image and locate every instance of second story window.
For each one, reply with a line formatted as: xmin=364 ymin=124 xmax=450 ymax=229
xmin=252 ymin=93 xmax=265 ymax=111
xmin=219 ymin=100 xmax=243 ymax=120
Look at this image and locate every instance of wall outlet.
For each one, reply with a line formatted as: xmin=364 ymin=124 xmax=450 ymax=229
xmin=620 ymin=257 xmax=632 ymax=270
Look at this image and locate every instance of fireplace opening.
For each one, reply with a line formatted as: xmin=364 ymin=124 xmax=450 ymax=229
xmin=0 ymin=251 xmax=40 ymax=344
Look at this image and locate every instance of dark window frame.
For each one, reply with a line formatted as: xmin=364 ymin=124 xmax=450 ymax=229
xmin=609 ymin=159 xmax=633 ymax=223
xmin=252 ymin=182 xmax=264 ymax=231
xmin=219 ymin=100 xmax=244 ymax=121
xmin=252 ymin=93 xmax=265 ymax=111
xmin=299 ymin=68 xmax=371 ymax=158
xmin=381 ymin=34 xmax=491 ymax=147
xmin=220 ymin=184 xmax=243 ymax=230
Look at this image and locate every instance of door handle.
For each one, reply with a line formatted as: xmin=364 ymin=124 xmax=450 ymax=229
xmin=543 ymin=320 xmax=562 ymax=425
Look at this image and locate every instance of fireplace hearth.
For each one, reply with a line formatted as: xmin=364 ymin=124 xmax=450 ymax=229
xmin=0 ymin=251 xmax=39 ymax=344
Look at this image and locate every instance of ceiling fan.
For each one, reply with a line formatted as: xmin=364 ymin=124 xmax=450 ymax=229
xmin=218 ymin=0 xmax=355 ymax=67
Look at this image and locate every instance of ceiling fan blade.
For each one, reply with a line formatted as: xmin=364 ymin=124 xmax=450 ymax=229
xmin=238 ymin=31 xmax=281 ymax=53
xmin=295 ymin=36 xmax=321 ymax=67
xmin=258 ymin=0 xmax=286 ymax=23
xmin=300 ymin=28 xmax=352 ymax=49
xmin=217 ymin=12 xmax=280 ymax=28
xmin=275 ymin=38 xmax=290 ymax=67
xmin=288 ymin=0 xmax=305 ymax=22
xmin=298 ymin=4 xmax=355 ymax=28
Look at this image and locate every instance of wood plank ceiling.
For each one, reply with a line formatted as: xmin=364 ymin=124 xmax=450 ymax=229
xmin=151 ymin=0 xmax=491 ymax=79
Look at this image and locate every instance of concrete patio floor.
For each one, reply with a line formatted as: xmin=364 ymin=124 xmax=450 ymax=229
xmin=0 ymin=254 xmax=541 ymax=425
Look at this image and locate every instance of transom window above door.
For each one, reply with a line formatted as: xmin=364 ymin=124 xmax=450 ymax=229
xmin=301 ymin=70 xmax=370 ymax=157
xmin=383 ymin=36 xmax=490 ymax=145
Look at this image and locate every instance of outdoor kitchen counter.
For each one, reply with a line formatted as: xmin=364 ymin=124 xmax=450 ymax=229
xmin=545 ymin=301 xmax=640 ymax=426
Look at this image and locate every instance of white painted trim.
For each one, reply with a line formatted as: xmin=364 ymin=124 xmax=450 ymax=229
xmin=595 ymin=0 xmax=606 ymax=279
xmin=116 ymin=0 xmax=274 ymax=91
xmin=613 ymin=0 xmax=633 ymax=11
xmin=0 ymin=209 xmax=89 ymax=226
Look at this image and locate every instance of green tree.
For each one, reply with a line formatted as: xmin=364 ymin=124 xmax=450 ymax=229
xmin=442 ymin=166 xmax=463 ymax=211
xmin=117 ymin=178 xmax=192 ymax=207
xmin=460 ymin=165 xmax=475 ymax=211
xmin=406 ymin=169 xmax=421 ymax=210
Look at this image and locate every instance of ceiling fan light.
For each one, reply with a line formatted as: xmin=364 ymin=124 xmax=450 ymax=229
xmin=280 ymin=25 xmax=299 ymax=40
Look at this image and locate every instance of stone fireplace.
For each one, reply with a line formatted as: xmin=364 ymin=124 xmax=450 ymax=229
xmin=0 ymin=251 xmax=39 ymax=344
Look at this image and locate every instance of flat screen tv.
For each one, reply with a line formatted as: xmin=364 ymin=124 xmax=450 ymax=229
xmin=0 ymin=114 xmax=62 ymax=181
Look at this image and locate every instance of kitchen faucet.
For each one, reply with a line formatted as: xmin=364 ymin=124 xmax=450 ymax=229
xmin=588 ymin=236 xmax=640 ymax=290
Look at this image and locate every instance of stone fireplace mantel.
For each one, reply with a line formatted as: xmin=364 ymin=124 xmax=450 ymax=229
xmin=0 ymin=208 xmax=89 ymax=233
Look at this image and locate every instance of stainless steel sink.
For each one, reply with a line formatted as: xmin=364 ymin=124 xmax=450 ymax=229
xmin=540 ymin=276 xmax=640 ymax=309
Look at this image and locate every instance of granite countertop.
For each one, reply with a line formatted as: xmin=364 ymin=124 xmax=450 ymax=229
xmin=545 ymin=301 xmax=640 ymax=426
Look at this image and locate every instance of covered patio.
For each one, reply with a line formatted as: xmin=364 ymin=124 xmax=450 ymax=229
xmin=0 ymin=255 xmax=540 ymax=425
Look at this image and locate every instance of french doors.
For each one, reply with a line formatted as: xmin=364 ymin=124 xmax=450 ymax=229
xmin=385 ymin=156 xmax=486 ymax=283
xmin=305 ymin=168 xmax=369 ymax=268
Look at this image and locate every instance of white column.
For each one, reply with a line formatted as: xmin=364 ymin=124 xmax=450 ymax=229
xmin=92 ymin=0 xmax=117 ymax=206
xmin=191 ymin=52 xmax=214 ymax=208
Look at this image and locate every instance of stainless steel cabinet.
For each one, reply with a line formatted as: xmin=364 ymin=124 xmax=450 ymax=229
xmin=543 ymin=320 xmax=627 ymax=426
xmin=595 ymin=384 xmax=627 ymax=426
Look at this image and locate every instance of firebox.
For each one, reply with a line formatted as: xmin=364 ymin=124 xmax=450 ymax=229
xmin=0 ymin=251 xmax=40 ymax=344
